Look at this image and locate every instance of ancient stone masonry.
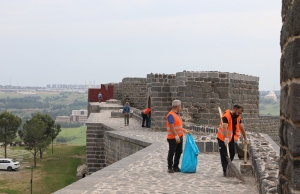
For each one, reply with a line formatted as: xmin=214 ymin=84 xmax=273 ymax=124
xmin=112 ymin=82 xmax=122 ymax=102
xmin=146 ymin=73 xmax=176 ymax=132
xmin=279 ymin=0 xmax=300 ymax=193
xmin=259 ymin=116 xmax=280 ymax=145
xmin=86 ymin=109 xmax=149 ymax=174
xmin=122 ymin=78 xmax=147 ymax=109
xmin=110 ymin=71 xmax=259 ymax=132
xmin=104 ymin=132 xmax=150 ymax=166
xmin=86 ymin=123 xmax=106 ymax=173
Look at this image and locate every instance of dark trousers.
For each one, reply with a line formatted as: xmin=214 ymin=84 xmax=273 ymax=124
xmin=167 ymin=137 xmax=183 ymax=169
xmin=141 ymin=113 xmax=149 ymax=127
xmin=124 ymin=113 xmax=129 ymax=125
xmin=217 ymin=138 xmax=235 ymax=173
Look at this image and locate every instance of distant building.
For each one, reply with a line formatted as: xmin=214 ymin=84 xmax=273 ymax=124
xmin=71 ymin=109 xmax=88 ymax=123
xmin=55 ymin=116 xmax=71 ymax=123
xmin=264 ymin=91 xmax=277 ymax=102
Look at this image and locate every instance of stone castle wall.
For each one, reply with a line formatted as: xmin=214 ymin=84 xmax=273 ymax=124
xmin=173 ymin=71 xmax=259 ymax=130
xmin=86 ymin=118 xmax=150 ymax=174
xmin=259 ymin=116 xmax=280 ymax=145
xmin=279 ymin=0 xmax=300 ymax=192
xmin=105 ymin=132 xmax=150 ymax=166
xmin=118 ymin=78 xmax=147 ymax=109
xmin=110 ymin=71 xmax=259 ymax=132
xmin=112 ymin=82 xmax=122 ymax=101
xmin=147 ymin=73 xmax=176 ymax=131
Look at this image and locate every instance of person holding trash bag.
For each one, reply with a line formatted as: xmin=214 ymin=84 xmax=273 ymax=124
xmin=217 ymin=104 xmax=247 ymax=177
xmin=166 ymin=100 xmax=190 ymax=173
xmin=181 ymin=133 xmax=199 ymax=173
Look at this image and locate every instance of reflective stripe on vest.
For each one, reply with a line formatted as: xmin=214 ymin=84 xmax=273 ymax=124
xmin=166 ymin=111 xmax=184 ymax=139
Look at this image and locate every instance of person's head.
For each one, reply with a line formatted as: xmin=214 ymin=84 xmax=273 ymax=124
xmin=232 ymin=104 xmax=244 ymax=116
xmin=172 ymin=100 xmax=182 ymax=112
xmin=125 ymin=102 xmax=129 ymax=105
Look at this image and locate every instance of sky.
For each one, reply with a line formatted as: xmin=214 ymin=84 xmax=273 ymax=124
xmin=0 ymin=0 xmax=282 ymax=90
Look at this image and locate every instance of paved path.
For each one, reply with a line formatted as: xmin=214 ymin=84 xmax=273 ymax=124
xmin=55 ymin=110 xmax=258 ymax=194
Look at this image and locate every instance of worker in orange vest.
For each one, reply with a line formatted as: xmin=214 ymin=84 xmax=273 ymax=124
xmin=141 ymin=107 xmax=151 ymax=128
xmin=217 ymin=104 xmax=247 ymax=177
xmin=166 ymin=100 xmax=190 ymax=173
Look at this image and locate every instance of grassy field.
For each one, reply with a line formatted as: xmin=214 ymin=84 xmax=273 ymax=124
xmin=0 ymin=91 xmax=61 ymax=100
xmin=0 ymin=145 xmax=85 ymax=194
xmin=259 ymin=103 xmax=280 ymax=116
xmin=55 ymin=126 xmax=87 ymax=145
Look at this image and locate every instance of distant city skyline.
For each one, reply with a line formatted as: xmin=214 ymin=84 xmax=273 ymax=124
xmin=0 ymin=1 xmax=281 ymax=90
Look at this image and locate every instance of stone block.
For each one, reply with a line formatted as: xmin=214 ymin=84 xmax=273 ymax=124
xmin=196 ymin=142 xmax=205 ymax=152
xmin=281 ymin=39 xmax=300 ymax=82
xmin=214 ymin=142 xmax=219 ymax=152
xmin=199 ymin=72 xmax=207 ymax=77
xmin=288 ymin=83 xmax=300 ymax=124
xmin=286 ymin=122 xmax=300 ymax=157
xmin=207 ymin=72 xmax=219 ymax=78
xmin=281 ymin=0 xmax=300 ymax=48
xmin=151 ymin=87 xmax=162 ymax=92
xmin=211 ymin=78 xmax=220 ymax=83
xmin=201 ymin=113 xmax=215 ymax=119
xmin=202 ymin=87 xmax=213 ymax=93
xmin=206 ymin=142 xmax=213 ymax=152
xmin=197 ymin=119 xmax=209 ymax=125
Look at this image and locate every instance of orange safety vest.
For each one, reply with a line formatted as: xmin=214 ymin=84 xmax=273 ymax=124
xmin=166 ymin=111 xmax=184 ymax=139
xmin=217 ymin=110 xmax=241 ymax=142
xmin=142 ymin=108 xmax=151 ymax=115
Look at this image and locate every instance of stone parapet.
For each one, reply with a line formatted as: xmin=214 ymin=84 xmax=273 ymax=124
xmin=249 ymin=133 xmax=279 ymax=194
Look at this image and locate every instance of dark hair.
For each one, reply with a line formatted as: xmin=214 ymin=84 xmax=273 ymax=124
xmin=233 ymin=104 xmax=244 ymax=111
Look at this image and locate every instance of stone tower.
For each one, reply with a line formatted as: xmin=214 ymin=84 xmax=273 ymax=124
xmin=279 ymin=0 xmax=300 ymax=193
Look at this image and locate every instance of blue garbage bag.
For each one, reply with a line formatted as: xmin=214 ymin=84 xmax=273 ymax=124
xmin=181 ymin=134 xmax=200 ymax=173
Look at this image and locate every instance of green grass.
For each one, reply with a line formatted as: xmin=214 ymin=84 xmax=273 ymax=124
xmin=55 ymin=126 xmax=87 ymax=145
xmin=0 ymin=145 xmax=86 ymax=194
xmin=0 ymin=188 xmax=19 ymax=194
xmin=0 ymin=92 xmax=60 ymax=99
xmin=36 ymin=145 xmax=85 ymax=193
xmin=259 ymin=103 xmax=280 ymax=116
xmin=68 ymin=138 xmax=86 ymax=145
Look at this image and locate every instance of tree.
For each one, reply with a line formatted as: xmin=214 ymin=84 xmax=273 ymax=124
xmin=19 ymin=117 xmax=47 ymax=167
xmin=0 ymin=111 xmax=22 ymax=158
xmin=31 ymin=113 xmax=61 ymax=158
xmin=50 ymin=123 xmax=61 ymax=154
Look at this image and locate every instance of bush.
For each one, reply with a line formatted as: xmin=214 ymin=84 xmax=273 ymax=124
xmin=55 ymin=136 xmax=76 ymax=143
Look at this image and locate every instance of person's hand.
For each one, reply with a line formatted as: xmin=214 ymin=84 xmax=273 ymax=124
xmin=224 ymin=137 xmax=229 ymax=145
xmin=175 ymin=135 xmax=180 ymax=143
xmin=243 ymin=139 xmax=248 ymax=145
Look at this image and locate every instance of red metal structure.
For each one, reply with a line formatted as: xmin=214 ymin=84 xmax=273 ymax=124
xmin=88 ymin=84 xmax=114 ymax=102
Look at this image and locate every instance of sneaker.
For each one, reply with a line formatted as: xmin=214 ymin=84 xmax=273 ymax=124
xmin=168 ymin=169 xmax=174 ymax=173
xmin=173 ymin=167 xmax=181 ymax=172
xmin=223 ymin=171 xmax=227 ymax=177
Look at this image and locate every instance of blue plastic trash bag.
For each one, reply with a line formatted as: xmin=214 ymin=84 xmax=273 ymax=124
xmin=181 ymin=134 xmax=200 ymax=173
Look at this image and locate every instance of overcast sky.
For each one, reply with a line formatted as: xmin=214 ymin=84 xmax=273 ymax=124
xmin=0 ymin=1 xmax=281 ymax=90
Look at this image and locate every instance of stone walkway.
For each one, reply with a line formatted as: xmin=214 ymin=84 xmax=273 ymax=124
xmin=55 ymin=109 xmax=258 ymax=194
